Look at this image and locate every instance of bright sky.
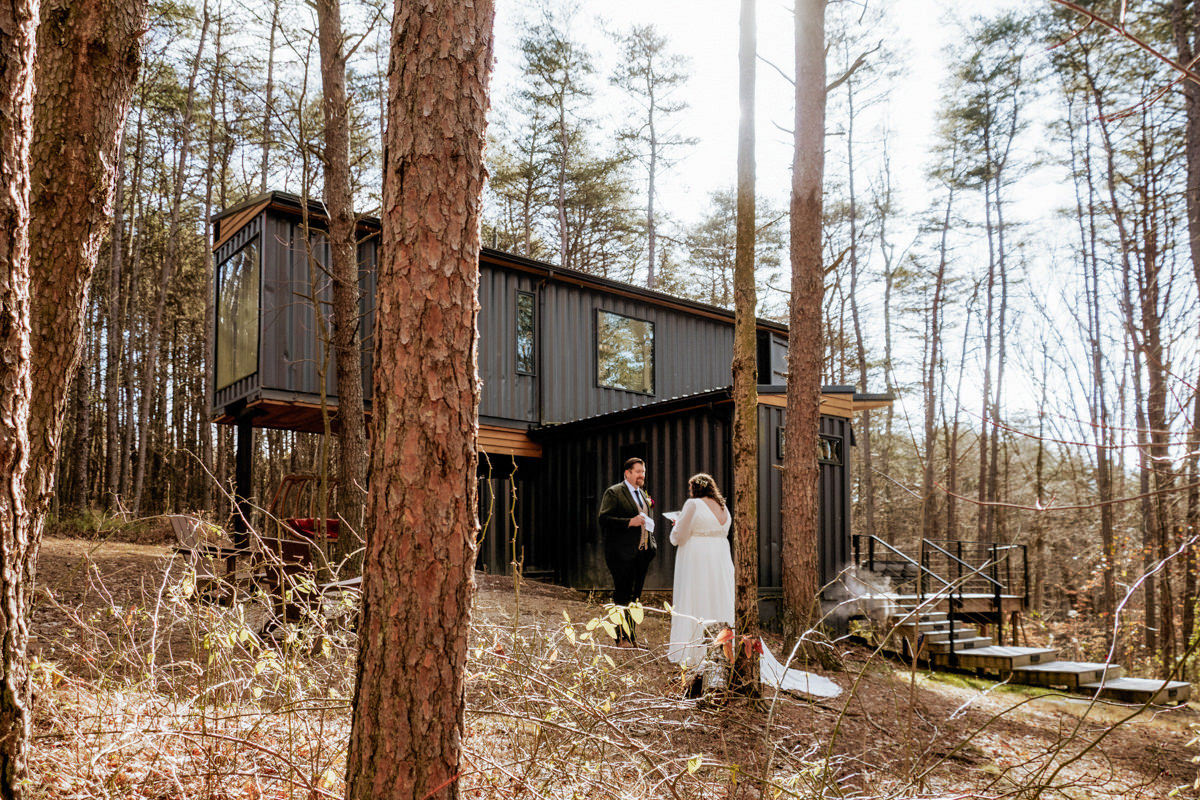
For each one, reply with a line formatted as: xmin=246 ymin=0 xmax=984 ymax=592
xmin=490 ymin=0 xmax=955 ymax=222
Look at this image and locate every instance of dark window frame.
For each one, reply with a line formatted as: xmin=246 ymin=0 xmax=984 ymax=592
xmin=594 ymin=308 xmax=656 ymax=396
xmin=777 ymin=428 xmax=843 ymax=466
xmin=214 ymin=235 xmax=262 ymax=392
xmin=515 ymin=289 xmax=536 ymax=376
xmin=818 ymin=434 xmax=843 ymax=466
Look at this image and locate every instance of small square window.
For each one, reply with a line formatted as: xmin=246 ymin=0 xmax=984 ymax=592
xmin=818 ymin=435 xmax=842 ymax=466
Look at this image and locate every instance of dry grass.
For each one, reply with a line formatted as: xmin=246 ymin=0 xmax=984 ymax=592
xmin=20 ymin=535 xmax=1200 ymax=800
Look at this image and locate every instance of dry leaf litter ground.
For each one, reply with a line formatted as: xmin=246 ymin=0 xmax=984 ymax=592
xmin=22 ymin=529 xmax=1200 ymax=799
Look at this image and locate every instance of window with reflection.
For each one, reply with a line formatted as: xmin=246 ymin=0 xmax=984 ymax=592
xmin=818 ymin=435 xmax=843 ymax=465
xmin=777 ymin=429 xmax=844 ymax=466
xmin=216 ymin=241 xmax=260 ymax=389
xmin=516 ymin=291 xmax=535 ymax=374
xmin=596 ymin=310 xmax=654 ymax=394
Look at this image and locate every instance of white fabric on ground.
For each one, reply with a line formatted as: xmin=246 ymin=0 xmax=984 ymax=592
xmin=759 ymin=642 xmax=843 ymax=698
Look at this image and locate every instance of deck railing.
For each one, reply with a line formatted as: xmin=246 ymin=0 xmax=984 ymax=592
xmin=852 ymin=534 xmax=1030 ymax=656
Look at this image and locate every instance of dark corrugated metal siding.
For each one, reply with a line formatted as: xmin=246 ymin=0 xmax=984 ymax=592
xmin=475 ymin=456 xmax=543 ymax=575
xmin=534 ymin=402 xmax=853 ymax=614
xmin=819 ymin=415 xmax=852 ymax=591
xmin=216 ymin=205 xmax=750 ymax=426
xmin=757 ymin=405 xmax=785 ymax=590
xmin=539 ymin=282 xmax=734 ymax=424
xmin=477 ymin=267 xmax=538 ymax=423
xmin=537 ymin=404 xmax=734 ymax=591
xmin=215 ymin=213 xmax=379 ymax=414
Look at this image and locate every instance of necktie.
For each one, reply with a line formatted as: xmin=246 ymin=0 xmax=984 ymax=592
xmin=635 ymin=489 xmax=648 ymax=549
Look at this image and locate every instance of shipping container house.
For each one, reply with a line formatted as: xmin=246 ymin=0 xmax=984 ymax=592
xmin=210 ymin=192 xmax=890 ymax=609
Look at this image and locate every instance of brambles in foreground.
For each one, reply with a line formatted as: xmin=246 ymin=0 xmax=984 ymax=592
xmin=19 ymin=536 xmax=1199 ymax=799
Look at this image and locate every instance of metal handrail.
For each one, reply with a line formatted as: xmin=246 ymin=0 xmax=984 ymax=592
xmin=855 ymin=534 xmax=952 ymax=589
xmin=922 ymin=538 xmax=1003 ymax=590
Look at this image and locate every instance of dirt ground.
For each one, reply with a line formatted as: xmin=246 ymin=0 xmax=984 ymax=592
xmin=28 ymin=536 xmax=1200 ymax=799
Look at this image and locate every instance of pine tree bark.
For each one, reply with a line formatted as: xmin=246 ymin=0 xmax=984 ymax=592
xmin=0 ymin=1 xmax=38 ymax=795
xmin=25 ymin=0 xmax=147 ymax=532
xmin=260 ymin=0 xmax=279 ymax=193
xmin=922 ymin=170 xmax=954 ymax=546
xmin=845 ymin=75 xmax=875 ymax=541
xmin=105 ymin=145 xmax=125 ymax=509
xmin=344 ymin=1 xmax=494 ymax=797
xmin=199 ymin=14 xmax=222 ymax=512
xmin=731 ymin=0 xmax=760 ymax=693
xmin=132 ymin=1 xmax=205 ymax=513
xmin=781 ymin=0 xmax=825 ymax=638
xmin=317 ymin=0 xmax=367 ymax=574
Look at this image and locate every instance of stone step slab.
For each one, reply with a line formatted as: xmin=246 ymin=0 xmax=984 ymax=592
xmin=923 ymin=636 xmax=995 ymax=654
xmin=935 ymin=645 xmax=1057 ymax=671
xmin=1009 ymin=661 xmax=1123 ymax=690
xmin=1078 ymin=677 xmax=1192 ymax=706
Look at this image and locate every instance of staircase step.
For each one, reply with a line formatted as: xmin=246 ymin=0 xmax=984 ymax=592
xmin=936 ymin=645 xmax=1057 ymax=671
xmin=1010 ymin=661 xmax=1123 ymax=690
xmin=923 ymin=636 xmax=994 ymax=654
xmin=921 ymin=626 xmax=982 ymax=644
xmin=1078 ymin=677 xmax=1192 ymax=706
xmin=893 ymin=608 xmax=947 ymax=622
xmin=893 ymin=618 xmax=959 ymax=633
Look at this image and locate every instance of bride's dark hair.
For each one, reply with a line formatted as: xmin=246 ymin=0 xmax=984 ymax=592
xmin=688 ymin=473 xmax=726 ymax=508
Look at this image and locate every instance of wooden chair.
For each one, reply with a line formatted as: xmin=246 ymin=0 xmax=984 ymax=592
xmin=168 ymin=515 xmax=240 ymax=602
xmin=256 ymin=474 xmax=343 ymax=629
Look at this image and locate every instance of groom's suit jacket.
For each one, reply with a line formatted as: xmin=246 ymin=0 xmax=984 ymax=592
xmin=598 ymin=483 xmax=655 ymax=562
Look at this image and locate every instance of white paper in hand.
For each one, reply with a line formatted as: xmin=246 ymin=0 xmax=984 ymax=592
xmin=642 ymin=515 xmax=655 ymax=533
xmin=663 ymin=511 xmax=681 ymax=523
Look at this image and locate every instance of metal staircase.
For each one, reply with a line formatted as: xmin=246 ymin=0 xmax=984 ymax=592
xmin=853 ymin=536 xmax=1192 ymax=707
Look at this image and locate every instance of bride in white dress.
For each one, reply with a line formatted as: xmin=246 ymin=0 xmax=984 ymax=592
xmin=667 ymin=473 xmax=734 ymax=667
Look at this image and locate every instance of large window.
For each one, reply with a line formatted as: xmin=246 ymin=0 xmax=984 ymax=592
xmin=515 ymin=291 xmax=536 ymax=374
xmin=596 ymin=310 xmax=654 ymax=394
xmin=216 ymin=241 xmax=260 ymax=389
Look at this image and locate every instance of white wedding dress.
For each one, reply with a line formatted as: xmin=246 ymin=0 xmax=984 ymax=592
xmin=665 ymin=497 xmax=844 ymax=699
xmin=667 ymin=498 xmax=734 ymax=666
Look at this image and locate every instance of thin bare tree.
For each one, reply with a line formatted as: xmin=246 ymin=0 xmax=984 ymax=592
xmin=317 ymin=0 xmax=367 ymax=572
xmin=782 ymin=0 xmax=826 ymax=636
xmin=731 ymin=0 xmax=760 ymax=693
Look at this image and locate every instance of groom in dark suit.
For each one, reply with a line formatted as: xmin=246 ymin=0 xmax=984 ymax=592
xmin=597 ymin=457 xmax=657 ymax=646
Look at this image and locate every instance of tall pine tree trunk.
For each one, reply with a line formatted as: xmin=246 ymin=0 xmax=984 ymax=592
xmin=731 ymin=0 xmax=760 ymax=692
xmin=922 ymin=171 xmax=954 ymax=545
xmin=318 ymin=0 xmax=367 ymax=573
xmin=105 ymin=145 xmax=125 ymax=509
xmin=345 ymin=1 xmax=494 ymax=797
xmin=845 ymin=75 xmax=875 ymax=541
xmin=782 ymin=0 xmax=825 ymax=638
xmin=199 ymin=13 xmax=222 ymax=512
xmin=260 ymin=0 xmax=279 ymax=193
xmin=132 ymin=2 xmax=205 ymax=512
xmin=1173 ymin=0 xmax=1200 ymax=679
xmin=26 ymin=0 xmax=147 ymax=534
xmin=0 ymin=1 xmax=38 ymax=794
